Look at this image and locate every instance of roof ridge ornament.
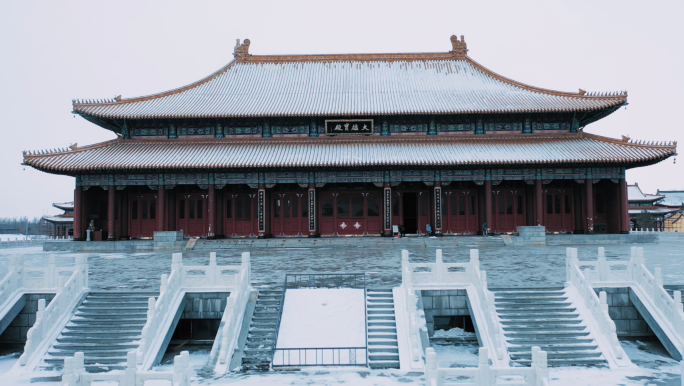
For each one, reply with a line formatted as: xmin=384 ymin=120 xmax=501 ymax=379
xmin=234 ymin=39 xmax=251 ymax=61
xmin=450 ymin=35 xmax=468 ymax=59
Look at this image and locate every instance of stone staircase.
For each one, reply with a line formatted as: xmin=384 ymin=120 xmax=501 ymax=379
xmin=42 ymin=291 xmax=157 ymax=372
xmin=241 ymin=289 xmax=283 ymax=371
xmin=366 ymin=289 xmax=399 ymax=369
xmin=491 ymin=287 xmax=607 ymax=367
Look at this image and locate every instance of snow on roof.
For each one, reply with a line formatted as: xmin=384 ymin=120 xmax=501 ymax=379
xmin=23 ymin=133 xmax=676 ymax=173
xmin=72 ymin=37 xmax=627 ymax=119
xmin=656 ymin=190 xmax=684 ymax=207
xmin=628 ymin=184 xmax=664 ymax=202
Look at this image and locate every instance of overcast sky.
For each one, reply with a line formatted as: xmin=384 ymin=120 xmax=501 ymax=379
xmin=1 ymin=0 xmax=682 ymax=218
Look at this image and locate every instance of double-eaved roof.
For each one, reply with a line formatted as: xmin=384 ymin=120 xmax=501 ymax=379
xmin=23 ymin=133 xmax=676 ymax=174
xmin=72 ymin=37 xmax=626 ymax=119
xmin=22 ymin=36 xmax=676 ymax=175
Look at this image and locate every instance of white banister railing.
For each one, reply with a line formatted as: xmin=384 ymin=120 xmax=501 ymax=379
xmin=18 ymin=255 xmax=88 ymax=366
xmin=425 ymin=346 xmax=549 ymax=386
xmin=401 ymin=249 xmax=507 ymax=367
xmin=217 ymin=253 xmax=251 ymax=366
xmin=567 ymin=246 xmax=684 ymax=359
xmin=62 ymin=351 xmax=191 ymax=386
xmin=566 ymin=247 xmax=626 ymax=366
xmin=137 ymin=251 xmax=251 ymax=369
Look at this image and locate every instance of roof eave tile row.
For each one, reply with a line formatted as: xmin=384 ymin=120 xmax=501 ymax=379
xmin=23 ymin=133 xmax=676 ymax=174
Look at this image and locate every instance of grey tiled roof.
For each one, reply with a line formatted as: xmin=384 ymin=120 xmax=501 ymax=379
xmin=73 ymin=57 xmax=626 ymax=119
xmin=23 ymin=133 xmax=675 ymax=173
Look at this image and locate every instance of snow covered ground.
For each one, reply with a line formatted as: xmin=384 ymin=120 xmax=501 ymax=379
xmin=0 ymin=234 xmax=28 ymax=241
xmin=276 ymin=288 xmax=366 ymax=349
xmin=0 ymin=239 xmax=683 ymax=384
xmin=274 ymin=288 xmax=366 ymax=366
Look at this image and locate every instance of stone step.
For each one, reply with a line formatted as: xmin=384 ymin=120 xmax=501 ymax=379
xmin=64 ymin=325 xmax=145 ymax=332
xmin=368 ymin=328 xmax=397 ymax=333
xmin=498 ymin=313 xmax=579 ymax=319
xmin=60 ymin=331 xmax=141 ymax=338
xmin=79 ymin=305 xmax=148 ymax=311
xmin=369 ymin=361 xmax=400 ymax=369
xmin=511 ymin=350 xmax=603 ymax=360
xmin=368 ymin=322 xmax=396 ymax=327
xmin=44 ymin=357 xmax=127 ymax=365
xmin=496 ymin=308 xmax=576 ymax=314
xmin=504 ymin=331 xmax=590 ymax=338
xmin=501 ymin=325 xmax=587 ymax=332
xmin=496 ymin=305 xmax=574 ymax=311
xmin=368 ymin=334 xmax=398 ymax=340
xmin=69 ymin=318 xmax=148 ymax=325
xmin=368 ymin=310 xmax=394 ymax=315
xmin=53 ymin=343 xmax=139 ymax=350
xmin=508 ymin=344 xmax=598 ymax=353
xmin=512 ymin=357 xmax=607 ymax=367
xmin=56 ymin=337 xmax=142 ymax=344
xmin=48 ymin=350 xmax=130 ymax=357
xmin=368 ymin=347 xmax=399 ymax=354
xmin=495 ymin=295 xmax=568 ymax=300
xmin=74 ymin=312 xmax=148 ymax=318
xmin=506 ymin=337 xmax=595 ymax=345
xmin=490 ymin=287 xmax=565 ymax=292
xmin=500 ymin=318 xmax=581 ymax=325
xmin=369 ymin=354 xmax=400 ymax=361
xmin=367 ymin=315 xmax=395 ymax=321
xmin=368 ymin=340 xmax=398 ymax=346
xmin=367 ymin=304 xmax=394 ymax=309
xmin=495 ymin=300 xmax=570 ymax=306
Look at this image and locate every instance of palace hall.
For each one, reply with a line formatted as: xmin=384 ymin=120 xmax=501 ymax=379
xmin=22 ymin=36 xmax=677 ymax=240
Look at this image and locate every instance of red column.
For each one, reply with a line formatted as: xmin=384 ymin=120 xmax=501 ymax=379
xmin=207 ymin=184 xmax=215 ymax=238
xmin=619 ymin=178 xmax=630 ymax=233
xmin=74 ymin=186 xmax=83 ymax=241
xmin=158 ymin=186 xmax=166 ymax=233
xmin=433 ymin=181 xmax=442 ymax=235
xmin=535 ymin=179 xmax=543 ymax=226
xmin=484 ymin=180 xmax=492 ymax=234
xmin=107 ymin=185 xmax=115 ymax=240
xmin=586 ymin=178 xmax=594 ymax=234
xmin=308 ymin=182 xmax=318 ymax=237
xmin=257 ymin=178 xmax=271 ymax=238
xmin=383 ymin=182 xmax=392 ymax=236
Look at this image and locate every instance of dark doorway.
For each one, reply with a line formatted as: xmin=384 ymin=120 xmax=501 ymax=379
xmin=403 ymin=192 xmax=418 ymax=233
xmin=433 ymin=315 xmax=475 ymax=333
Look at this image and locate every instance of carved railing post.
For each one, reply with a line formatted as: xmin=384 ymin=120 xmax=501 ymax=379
xmin=425 ymin=347 xmax=437 ymax=385
xmin=125 ymin=351 xmax=137 ymax=386
xmin=208 ymin=252 xmax=217 ymax=287
xmin=598 ymin=247 xmax=608 ymax=282
xmin=435 ymin=249 xmax=444 ymax=283
xmin=47 ymin=255 xmax=56 ymax=288
xmin=401 ymin=250 xmax=409 ymax=286
xmin=478 ymin=347 xmax=490 ymax=386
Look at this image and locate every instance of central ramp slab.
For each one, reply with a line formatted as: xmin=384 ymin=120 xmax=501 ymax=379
xmin=273 ymin=288 xmax=367 ymax=366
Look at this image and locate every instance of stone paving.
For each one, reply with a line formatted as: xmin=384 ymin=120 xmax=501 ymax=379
xmin=0 ymin=237 xmax=683 ymax=292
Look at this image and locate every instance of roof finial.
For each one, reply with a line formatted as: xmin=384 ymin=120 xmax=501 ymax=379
xmin=234 ymin=38 xmax=251 ymax=61
xmin=450 ymin=35 xmax=468 ymax=59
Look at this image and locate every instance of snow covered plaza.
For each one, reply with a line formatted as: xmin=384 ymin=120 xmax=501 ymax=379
xmin=6 ymin=31 xmax=683 ymax=386
xmin=1 ymin=236 xmax=684 ymax=386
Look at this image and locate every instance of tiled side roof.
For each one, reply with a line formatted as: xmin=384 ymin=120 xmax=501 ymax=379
xmin=53 ymin=201 xmax=74 ymax=211
xmin=656 ymin=191 xmax=684 ymax=207
xmin=72 ymin=42 xmax=626 ymax=118
xmin=627 ymin=185 xmax=664 ymax=202
xmin=22 ymin=133 xmax=675 ymax=174
xmin=42 ymin=214 xmax=74 ymax=224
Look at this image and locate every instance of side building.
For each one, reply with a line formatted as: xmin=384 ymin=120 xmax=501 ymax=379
xmin=22 ymin=37 xmax=676 ymax=240
xmin=41 ymin=201 xmax=74 ymax=238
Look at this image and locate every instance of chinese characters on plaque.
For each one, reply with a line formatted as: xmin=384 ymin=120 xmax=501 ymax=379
xmin=325 ymin=119 xmax=374 ymax=135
